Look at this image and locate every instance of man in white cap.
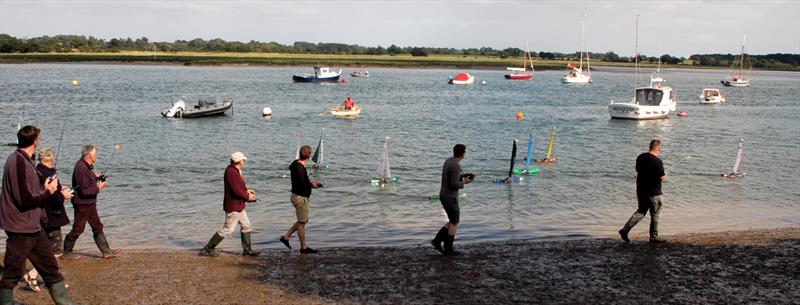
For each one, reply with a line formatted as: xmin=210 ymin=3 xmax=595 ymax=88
xmin=200 ymin=152 xmax=259 ymax=257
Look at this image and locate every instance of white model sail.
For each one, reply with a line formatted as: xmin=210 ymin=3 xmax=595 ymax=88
xmin=376 ymin=137 xmax=391 ymax=178
xmin=732 ymin=139 xmax=744 ymax=174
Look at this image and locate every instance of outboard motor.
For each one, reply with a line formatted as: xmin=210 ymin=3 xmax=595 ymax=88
xmin=162 ymin=100 xmax=187 ymax=118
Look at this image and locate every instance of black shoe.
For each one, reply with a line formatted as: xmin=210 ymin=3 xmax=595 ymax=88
xmin=443 ymin=249 xmax=460 ymax=256
xmin=300 ymin=247 xmax=318 ymax=254
xmin=242 ymin=249 xmax=261 ymax=257
xmin=619 ymin=230 xmax=630 ymax=244
xmin=279 ymin=236 xmax=292 ymax=249
xmin=431 ymin=239 xmax=444 ymax=253
xmin=649 ymin=238 xmax=667 ymax=244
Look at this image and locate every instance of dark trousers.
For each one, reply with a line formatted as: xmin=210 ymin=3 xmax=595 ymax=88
xmin=0 ymin=230 xmax=64 ymax=288
xmin=66 ymin=204 xmax=104 ymax=241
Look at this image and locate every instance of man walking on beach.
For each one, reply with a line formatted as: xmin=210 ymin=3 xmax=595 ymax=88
xmin=200 ymin=152 xmax=259 ymax=257
xmin=0 ymin=126 xmax=78 ymax=304
xmin=431 ymin=144 xmax=472 ymax=255
xmin=619 ymin=139 xmax=668 ymax=244
xmin=63 ymin=145 xmax=121 ymax=259
xmin=279 ymin=145 xmax=320 ymax=254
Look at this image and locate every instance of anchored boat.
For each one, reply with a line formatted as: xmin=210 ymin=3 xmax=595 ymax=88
xmin=504 ymin=42 xmax=534 ymax=80
xmin=721 ymin=35 xmax=753 ymax=87
xmin=293 ymin=66 xmax=342 ymax=83
xmin=448 ymin=72 xmax=475 ymax=85
xmin=161 ymin=96 xmax=233 ymax=118
xmin=699 ymin=88 xmax=726 ymax=104
xmin=561 ymin=15 xmax=592 ymax=84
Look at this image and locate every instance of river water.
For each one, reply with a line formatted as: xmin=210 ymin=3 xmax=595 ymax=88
xmin=0 ymin=64 xmax=798 ymax=250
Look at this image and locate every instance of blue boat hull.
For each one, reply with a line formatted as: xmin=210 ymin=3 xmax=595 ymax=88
xmin=293 ymin=75 xmax=340 ymax=83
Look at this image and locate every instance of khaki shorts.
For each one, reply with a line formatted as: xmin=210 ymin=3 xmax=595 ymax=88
xmin=290 ymin=194 xmax=310 ymax=223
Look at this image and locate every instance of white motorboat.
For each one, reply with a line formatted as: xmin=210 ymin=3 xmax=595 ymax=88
xmin=162 ymin=96 xmax=233 ymax=118
xmin=561 ymin=15 xmax=592 ymax=84
xmin=608 ymin=16 xmax=676 ymax=120
xmin=448 ymin=72 xmax=474 ymax=85
xmin=699 ymin=88 xmax=726 ymax=104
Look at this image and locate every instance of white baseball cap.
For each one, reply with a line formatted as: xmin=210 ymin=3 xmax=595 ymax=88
xmin=230 ymin=151 xmax=247 ymax=163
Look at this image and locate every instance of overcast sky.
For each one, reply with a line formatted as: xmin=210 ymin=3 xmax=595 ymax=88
xmin=1 ymin=0 xmax=798 ymax=57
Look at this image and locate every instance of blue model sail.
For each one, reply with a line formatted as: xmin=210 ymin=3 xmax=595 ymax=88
xmin=525 ymin=133 xmax=533 ymax=169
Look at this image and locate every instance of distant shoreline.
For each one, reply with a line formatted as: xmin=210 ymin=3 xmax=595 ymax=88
xmin=3 ymin=51 xmax=795 ymax=71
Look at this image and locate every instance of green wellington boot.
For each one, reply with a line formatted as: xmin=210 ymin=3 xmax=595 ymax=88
xmin=241 ymin=232 xmax=261 ymax=256
xmin=200 ymin=233 xmax=224 ymax=257
xmin=93 ymin=233 xmax=121 ymax=259
xmin=48 ymin=281 xmax=82 ymax=305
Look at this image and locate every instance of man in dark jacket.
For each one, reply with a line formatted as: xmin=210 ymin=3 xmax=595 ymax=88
xmin=279 ymin=145 xmax=320 ymax=254
xmin=431 ymin=144 xmax=472 ymax=255
xmin=619 ymin=139 xmax=668 ymax=244
xmin=200 ymin=152 xmax=259 ymax=257
xmin=63 ymin=145 xmax=120 ymax=259
xmin=0 ymin=125 xmax=78 ymax=304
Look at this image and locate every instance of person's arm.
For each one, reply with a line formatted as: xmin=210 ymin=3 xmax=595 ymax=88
xmin=227 ymin=167 xmax=251 ymax=201
xmin=658 ymin=159 xmax=667 ymax=181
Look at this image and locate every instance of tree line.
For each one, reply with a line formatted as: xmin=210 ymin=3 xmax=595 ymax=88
xmin=1 ymin=34 xmax=797 ymax=69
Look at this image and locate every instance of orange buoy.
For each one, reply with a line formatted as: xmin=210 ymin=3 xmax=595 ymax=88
xmin=516 ymin=112 xmax=523 ymax=120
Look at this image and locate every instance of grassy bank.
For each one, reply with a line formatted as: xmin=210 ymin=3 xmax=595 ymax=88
xmin=0 ymin=51 xmax=695 ymax=71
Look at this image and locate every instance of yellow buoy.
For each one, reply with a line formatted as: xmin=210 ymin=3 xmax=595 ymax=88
xmin=71 ymin=80 xmax=79 ymax=86
xmin=516 ymin=112 xmax=523 ymax=120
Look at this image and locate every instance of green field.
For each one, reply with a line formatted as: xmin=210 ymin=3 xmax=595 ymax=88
xmin=0 ymin=51 xmax=688 ymax=71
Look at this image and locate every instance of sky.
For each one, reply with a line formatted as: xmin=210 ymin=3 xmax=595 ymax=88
xmin=1 ymin=0 xmax=798 ymax=57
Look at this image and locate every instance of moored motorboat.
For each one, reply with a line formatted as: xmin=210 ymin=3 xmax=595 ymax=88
xmin=351 ymin=69 xmax=369 ymax=77
xmin=608 ymin=16 xmax=676 ymax=120
xmin=699 ymin=88 xmax=726 ymax=104
xmin=448 ymin=72 xmax=474 ymax=85
xmin=162 ymin=97 xmax=233 ymax=118
xmin=293 ymin=66 xmax=342 ymax=83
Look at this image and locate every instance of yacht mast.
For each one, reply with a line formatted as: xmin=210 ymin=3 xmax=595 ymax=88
xmin=634 ymin=15 xmax=640 ymax=92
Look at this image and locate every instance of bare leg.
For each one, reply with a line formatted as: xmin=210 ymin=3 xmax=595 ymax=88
xmin=446 ymin=223 xmax=458 ymax=236
xmin=283 ymin=223 xmax=298 ymax=240
xmin=297 ymin=223 xmax=308 ymax=249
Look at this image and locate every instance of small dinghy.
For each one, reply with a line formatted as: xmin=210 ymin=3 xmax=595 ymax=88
xmin=162 ymin=96 xmax=233 ymax=118
xmin=722 ymin=139 xmax=746 ymax=178
xmin=330 ymin=103 xmax=361 ymax=118
xmin=371 ymin=137 xmax=399 ymax=186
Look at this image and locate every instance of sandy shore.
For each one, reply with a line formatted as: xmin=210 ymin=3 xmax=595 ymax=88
xmin=6 ymin=227 xmax=798 ymax=305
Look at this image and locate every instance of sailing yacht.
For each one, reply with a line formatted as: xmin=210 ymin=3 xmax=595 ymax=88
xmin=608 ymin=16 xmax=677 ymax=120
xmin=561 ymin=15 xmax=592 ymax=84
xmin=721 ymin=35 xmax=753 ymax=87
xmin=504 ymin=42 xmax=534 ymax=80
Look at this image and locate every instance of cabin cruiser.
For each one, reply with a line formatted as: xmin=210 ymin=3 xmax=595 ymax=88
xmin=699 ymin=88 xmax=726 ymax=104
xmin=293 ymin=66 xmax=342 ymax=83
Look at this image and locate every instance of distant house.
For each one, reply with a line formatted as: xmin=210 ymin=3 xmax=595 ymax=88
xmin=681 ymin=59 xmax=698 ymax=65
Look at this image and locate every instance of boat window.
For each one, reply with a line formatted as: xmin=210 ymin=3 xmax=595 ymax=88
xmin=636 ymin=88 xmax=663 ymax=106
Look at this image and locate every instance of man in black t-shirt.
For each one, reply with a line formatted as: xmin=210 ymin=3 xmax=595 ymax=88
xmin=619 ymin=139 xmax=668 ymax=244
xmin=279 ymin=145 xmax=320 ymax=254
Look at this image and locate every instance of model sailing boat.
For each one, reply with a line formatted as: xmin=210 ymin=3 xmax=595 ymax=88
xmin=504 ymin=42 xmax=534 ymax=80
xmin=721 ymin=35 xmax=753 ymax=87
xmin=371 ymin=137 xmax=399 ymax=186
xmin=513 ymin=133 xmax=540 ymax=175
xmin=535 ymin=126 xmax=558 ymax=163
xmin=310 ymin=128 xmax=329 ymax=169
xmin=722 ymin=139 xmax=746 ymax=178
xmin=561 ymin=15 xmax=592 ymax=84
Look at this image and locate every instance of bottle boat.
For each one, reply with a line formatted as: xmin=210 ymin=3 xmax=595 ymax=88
xmin=293 ymin=66 xmax=342 ymax=83
xmin=162 ymin=96 xmax=233 ymax=118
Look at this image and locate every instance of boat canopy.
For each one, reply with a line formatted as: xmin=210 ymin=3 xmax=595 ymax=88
xmin=452 ymin=73 xmax=471 ymax=81
xmin=635 ymin=88 xmax=665 ymax=106
xmin=506 ymin=67 xmax=526 ymax=72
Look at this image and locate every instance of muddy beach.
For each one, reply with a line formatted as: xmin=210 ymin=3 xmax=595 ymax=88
xmin=6 ymin=227 xmax=799 ymax=305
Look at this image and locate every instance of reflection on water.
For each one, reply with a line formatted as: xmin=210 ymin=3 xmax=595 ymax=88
xmin=0 ymin=64 xmax=798 ymax=250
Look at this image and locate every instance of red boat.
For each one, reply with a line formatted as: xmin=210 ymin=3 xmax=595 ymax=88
xmin=503 ymin=41 xmax=534 ymax=80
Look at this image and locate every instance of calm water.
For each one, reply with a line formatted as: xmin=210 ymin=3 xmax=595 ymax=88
xmin=0 ymin=64 xmax=798 ymax=250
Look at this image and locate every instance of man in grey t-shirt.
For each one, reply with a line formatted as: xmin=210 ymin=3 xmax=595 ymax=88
xmin=431 ymin=144 xmax=472 ymax=255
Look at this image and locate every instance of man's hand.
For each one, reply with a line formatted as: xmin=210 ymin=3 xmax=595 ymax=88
xmin=310 ymin=180 xmax=319 ymax=189
xmin=61 ymin=188 xmax=74 ymax=200
xmin=98 ymin=180 xmax=107 ymax=190
xmin=247 ymin=189 xmax=256 ymax=201
xmin=44 ymin=176 xmax=58 ymax=194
